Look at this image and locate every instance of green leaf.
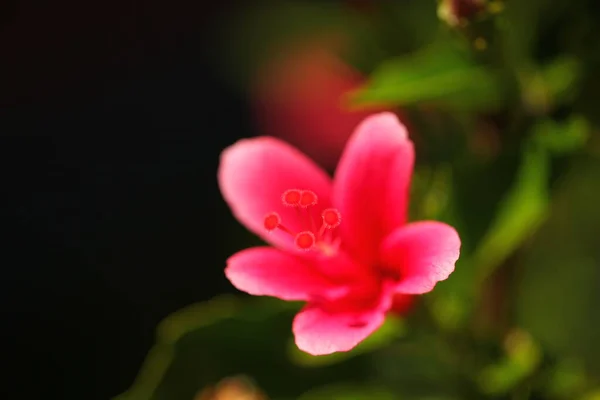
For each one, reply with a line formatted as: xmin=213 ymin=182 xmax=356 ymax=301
xmin=580 ymin=389 xmax=600 ymax=400
xmin=478 ymin=330 xmax=542 ymax=395
xmin=409 ymin=165 xmax=454 ymax=222
xmin=430 ymin=133 xmax=552 ymax=331
xmin=428 ymin=281 xmax=472 ymax=333
xmin=471 ymin=143 xmax=550 ymax=284
xmin=288 ymin=316 xmax=406 ymax=368
xmin=473 ymin=113 xmax=591 ymax=277
xmin=532 ymin=115 xmax=590 ymax=155
xmin=520 ymin=57 xmax=583 ymax=114
xmin=114 ymin=296 xmax=286 ymax=400
xmin=375 ymin=0 xmax=440 ymax=54
xmin=542 ymin=56 xmax=582 ymax=105
xmin=516 ymin=155 xmax=600 ymax=376
xmin=115 ymin=296 xmax=373 ymax=400
xmin=370 ymin=328 xmax=465 ymax=399
xmin=497 ymin=0 xmax=567 ymax=67
xmin=298 ymin=384 xmax=396 ymax=400
xmin=349 ymin=39 xmax=505 ymax=112
xmin=543 ymin=358 xmax=587 ymax=399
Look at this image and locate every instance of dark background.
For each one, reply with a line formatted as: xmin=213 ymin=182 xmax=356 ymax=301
xmin=1 ymin=1 xmax=249 ymax=398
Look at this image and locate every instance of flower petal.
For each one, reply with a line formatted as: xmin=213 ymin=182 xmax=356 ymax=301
xmin=292 ymin=303 xmax=386 ymax=355
xmin=333 ymin=112 xmax=414 ymax=265
xmin=292 ymin=280 xmax=394 ymax=355
xmin=380 ymin=221 xmax=461 ymax=294
xmin=218 ymin=137 xmax=333 ymax=250
xmin=225 ymin=247 xmax=341 ymax=301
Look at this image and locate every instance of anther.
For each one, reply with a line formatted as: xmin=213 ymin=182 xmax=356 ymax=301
xmin=281 ymin=189 xmax=301 ymax=207
xmin=321 ymin=208 xmax=341 ymax=229
xmin=299 ymin=190 xmax=318 ymax=208
xmin=265 ymin=190 xmax=339 ymax=253
xmin=294 ymin=231 xmax=316 ymax=250
xmin=263 ymin=212 xmax=281 ymax=232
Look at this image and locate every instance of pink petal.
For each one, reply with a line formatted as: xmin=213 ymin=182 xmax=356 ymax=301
xmin=218 ymin=137 xmax=333 ymax=251
xmin=292 ymin=303 xmax=386 ymax=355
xmin=308 ymin=250 xmax=366 ymax=282
xmin=333 ymin=112 xmax=414 ymax=265
xmin=225 ymin=247 xmax=342 ymax=302
xmin=379 ymin=221 xmax=461 ymax=294
xmin=292 ymin=279 xmax=395 ymax=355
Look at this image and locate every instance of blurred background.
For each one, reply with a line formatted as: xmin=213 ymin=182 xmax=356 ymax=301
xmin=1 ymin=0 xmax=600 ymax=399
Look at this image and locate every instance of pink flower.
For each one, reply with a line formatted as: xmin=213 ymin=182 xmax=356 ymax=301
xmin=218 ymin=112 xmax=460 ymax=355
xmin=250 ymin=36 xmax=392 ymax=169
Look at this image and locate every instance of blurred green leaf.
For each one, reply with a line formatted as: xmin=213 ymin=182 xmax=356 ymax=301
xmin=409 ymin=165 xmax=454 ymax=222
xmin=375 ymin=0 xmax=440 ymax=54
xmin=471 ymin=113 xmax=590 ymax=282
xmin=521 ymin=57 xmax=583 ymax=114
xmin=497 ymin=0 xmax=575 ymax=117
xmin=532 ymin=115 xmax=590 ymax=155
xmin=542 ymin=56 xmax=582 ymax=105
xmin=497 ymin=0 xmax=567 ymax=67
xmin=472 ymin=143 xmax=550 ymax=284
xmin=431 ymin=129 xmax=553 ymax=330
xmin=543 ymin=358 xmax=587 ymax=399
xmin=428 ymin=288 xmax=470 ymax=333
xmin=350 ymin=39 xmax=505 ymax=111
xmin=371 ymin=331 xmax=464 ymax=399
xmin=516 ymin=154 xmax=600 ymax=376
xmin=478 ymin=329 xmax=542 ymax=395
xmin=115 ymin=296 xmax=373 ymax=400
xmin=298 ymin=384 xmax=395 ymax=400
xmin=288 ymin=317 xmax=406 ymax=368
xmin=580 ymin=389 xmax=600 ymax=400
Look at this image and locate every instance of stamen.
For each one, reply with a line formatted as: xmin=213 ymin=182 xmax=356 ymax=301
xmin=263 ymin=212 xmax=281 ymax=232
xmin=281 ymin=189 xmax=301 ymax=207
xmin=263 ymin=212 xmax=293 ymax=235
xmin=294 ymin=231 xmax=316 ymax=250
xmin=299 ymin=190 xmax=318 ymax=208
xmin=265 ymin=190 xmax=341 ymax=253
xmin=318 ymin=208 xmax=342 ymax=238
xmin=321 ymin=208 xmax=341 ymax=229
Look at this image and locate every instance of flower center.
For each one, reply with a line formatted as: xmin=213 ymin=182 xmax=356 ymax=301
xmin=263 ymin=189 xmax=342 ymax=252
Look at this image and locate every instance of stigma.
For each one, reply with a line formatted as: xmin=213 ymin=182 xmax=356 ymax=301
xmin=263 ymin=189 xmax=342 ymax=252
